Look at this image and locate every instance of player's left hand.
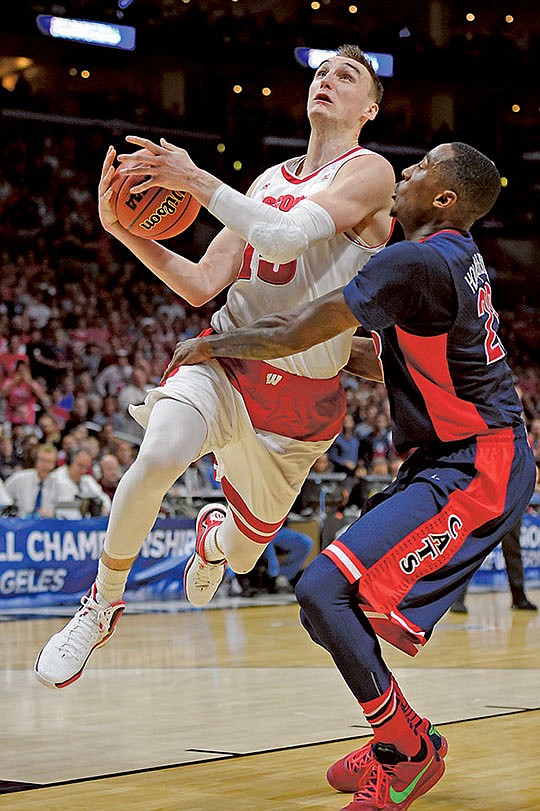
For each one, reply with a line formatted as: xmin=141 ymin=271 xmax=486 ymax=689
xmin=117 ymin=135 xmax=198 ymax=194
xmin=160 ymin=337 xmax=214 ymax=383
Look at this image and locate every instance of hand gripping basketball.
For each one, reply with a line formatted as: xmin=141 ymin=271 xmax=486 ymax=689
xmin=111 ymin=149 xmax=200 ymax=240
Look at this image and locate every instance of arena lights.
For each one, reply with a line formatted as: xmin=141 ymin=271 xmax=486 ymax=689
xmin=294 ymin=48 xmax=394 ymax=77
xmin=36 ymin=14 xmax=136 ymax=51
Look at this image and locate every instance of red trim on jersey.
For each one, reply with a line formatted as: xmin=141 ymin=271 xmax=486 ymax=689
xmin=418 ymin=229 xmax=465 ymax=242
xmin=221 ymin=476 xmax=287 ymax=544
xmin=372 ymin=215 xmax=396 ymax=249
xmin=346 ymin=215 xmax=396 ymax=251
xmin=395 ymin=327 xmax=488 ymax=442
xmin=280 ymin=146 xmax=366 ymax=184
xmin=218 ymin=356 xmax=346 ymax=442
xmin=356 ymin=426 xmax=515 ymax=614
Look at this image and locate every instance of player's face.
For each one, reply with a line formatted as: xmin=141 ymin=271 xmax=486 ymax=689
xmin=391 ymin=144 xmax=454 ymax=225
xmin=307 ymin=57 xmax=378 ymax=130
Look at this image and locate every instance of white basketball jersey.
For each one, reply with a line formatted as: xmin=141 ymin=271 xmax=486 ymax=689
xmin=211 ymin=146 xmax=389 ymax=379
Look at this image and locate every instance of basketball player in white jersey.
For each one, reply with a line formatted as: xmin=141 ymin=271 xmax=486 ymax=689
xmin=35 ymin=44 xmax=395 ymax=689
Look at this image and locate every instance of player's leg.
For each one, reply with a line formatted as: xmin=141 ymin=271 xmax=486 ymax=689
xmin=296 ymin=549 xmax=445 ymax=808
xmin=295 ymin=455 xmax=459 ymax=798
xmin=501 ymin=519 xmax=537 ymax=609
xmin=185 ymin=426 xmax=328 ymax=606
xmin=35 ymin=397 xmax=208 ymax=688
xmin=302 ymin=431 xmax=535 ymax=807
xmin=97 ymin=397 xmax=207 ymax=592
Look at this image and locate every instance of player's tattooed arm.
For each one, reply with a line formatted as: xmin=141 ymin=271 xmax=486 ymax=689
xmin=161 ymin=288 xmax=360 ymax=379
xmin=345 ymin=337 xmax=384 ymax=382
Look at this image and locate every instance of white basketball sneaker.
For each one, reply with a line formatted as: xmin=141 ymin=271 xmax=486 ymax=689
xmin=184 ymin=502 xmax=227 ymax=607
xmin=34 ymin=583 xmax=125 ymax=689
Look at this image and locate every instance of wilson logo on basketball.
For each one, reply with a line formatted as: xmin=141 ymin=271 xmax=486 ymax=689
xmin=136 ymin=191 xmax=189 ymax=231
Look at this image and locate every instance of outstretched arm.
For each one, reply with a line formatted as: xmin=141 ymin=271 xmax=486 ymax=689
xmin=345 ymin=337 xmax=384 ymax=382
xmin=161 ymin=288 xmax=360 ymax=379
xmin=117 ymin=136 xmax=395 ymax=265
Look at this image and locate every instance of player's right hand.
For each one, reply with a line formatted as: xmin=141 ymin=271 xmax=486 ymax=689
xmin=98 ymin=145 xmax=119 ymax=231
xmin=160 ymin=337 xmax=214 ymax=382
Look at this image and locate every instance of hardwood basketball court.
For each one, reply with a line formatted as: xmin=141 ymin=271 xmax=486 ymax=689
xmin=2 ymin=588 xmax=539 ymax=810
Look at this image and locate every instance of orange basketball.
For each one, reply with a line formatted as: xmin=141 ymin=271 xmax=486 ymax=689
xmin=111 ymin=169 xmax=201 ymax=240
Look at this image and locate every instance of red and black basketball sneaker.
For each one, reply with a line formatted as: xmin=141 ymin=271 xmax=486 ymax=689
xmin=340 ymin=734 xmax=446 ymax=810
xmin=327 ymin=719 xmax=447 ymax=793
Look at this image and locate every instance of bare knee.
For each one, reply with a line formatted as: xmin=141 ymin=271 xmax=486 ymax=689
xmin=225 ymin=551 xmax=259 ymax=575
xmin=223 ymin=540 xmax=264 ymax=574
xmin=125 ymin=449 xmax=183 ymax=492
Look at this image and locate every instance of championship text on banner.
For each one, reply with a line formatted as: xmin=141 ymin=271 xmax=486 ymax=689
xmin=1 ymin=515 xmax=539 ymax=607
xmin=0 ymin=516 xmax=196 ymax=607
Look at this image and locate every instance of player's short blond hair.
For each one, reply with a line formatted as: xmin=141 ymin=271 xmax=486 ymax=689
xmin=336 ymin=44 xmax=384 ymax=104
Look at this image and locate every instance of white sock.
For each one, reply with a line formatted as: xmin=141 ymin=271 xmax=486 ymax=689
xmin=204 ymin=527 xmax=226 ymax=564
xmin=96 ymin=559 xmax=130 ymax=604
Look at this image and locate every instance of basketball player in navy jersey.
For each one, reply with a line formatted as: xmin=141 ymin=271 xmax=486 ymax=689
xmin=164 ymin=142 xmax=536 ymax=810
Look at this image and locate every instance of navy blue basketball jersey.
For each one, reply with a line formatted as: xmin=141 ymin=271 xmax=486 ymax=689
xmin=343 ymin=229 xmax=524 ymax=451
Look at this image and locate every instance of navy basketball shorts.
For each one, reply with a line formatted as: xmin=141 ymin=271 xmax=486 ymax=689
xmin=323 ymin=425 xmax=536 ymax=656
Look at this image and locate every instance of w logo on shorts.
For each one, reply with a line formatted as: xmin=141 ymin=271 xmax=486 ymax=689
xmin=265 ymin=373 xmax=283 ymax=386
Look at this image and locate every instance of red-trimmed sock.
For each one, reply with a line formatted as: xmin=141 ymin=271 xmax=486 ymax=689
xmin=390 ymin=673 xmax=424 ymax=731
xmin=359 ymin=681 xmax=420 ymax=757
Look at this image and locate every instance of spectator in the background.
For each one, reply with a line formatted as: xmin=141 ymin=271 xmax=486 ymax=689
xmin=63 ymin=392 xmax=90 ymax=434
xmin=37 ymin=412 xmax=62 ymax=448
xmin=451 ymin=516 xmax=537 ymax=613
xmin=93 ymin=394 xmax=125 ymax=433
xmin=81 ymin=435 xmax=102 ymax=477
xmin=56 ymin=370 xmax=76 ymax=414
xmin=0 ymin=332 xmax=28 ymax=375
xmin=26 ymin=291 xmax=53 ymax=330
xmin=21 ymin=432 xmax=40 ymax=468
xmin=328 ymin=412 xmax=360 ymax=477
xmin=359 ymin=410 xmax=393 ymax=468
xmin=45 ymin=447 xmax=111 ymax=519
xmin=261 ymin=523 xmax=313 ymax=593
xmin=25 ymin=321 xmax=71 ymax=389
xmin=118 ymin=367 xmax=151 ymax=436
xmin=528 ymin=417 xmax=540 ymax=462
xmin=4 ymin=442 xmax=58 ymax=517
xmin=95 ymin=349 xmax=132 ymax=397
xmin=1 ymin=360 xmax=50 ymax=426
xmin=98 ymin=453 xmax=122 ymax=500
xmin=79 ymin=342 xmax=103 ymax=377
xmin=0 ymin=476 xmax=14 ymax=513
xmin=97 ymin=423 xmax=118 ymax=457
xmin=353 ymin=401 xmax=379 ymax=441
xmin=56 ymin=430 xmax=78 ymax=466
xmin=115 ymin=439 xmax=137 ymax=474
xmin=0 ymin=432 xmax=19 ymax=478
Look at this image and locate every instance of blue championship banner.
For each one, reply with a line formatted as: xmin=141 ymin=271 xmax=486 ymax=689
xmin=0 ymin=517 xmax=196 ymax=607
xmin=1 ymin=515 xmax=539 ymax=607
xmin=471 ymin=513 xmax=540 ymax=589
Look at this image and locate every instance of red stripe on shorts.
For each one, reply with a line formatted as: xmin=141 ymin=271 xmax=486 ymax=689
xmin=323 ymin=539 xmax=367 ymax=583
xmin=357 ymin=427 xmax=515 ymax=614
xmin=221 ymin=476 xmax=287 ymax=544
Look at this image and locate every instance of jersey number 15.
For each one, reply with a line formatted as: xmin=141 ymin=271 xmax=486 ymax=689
xmin=237 ymin=244 xmax=297 ymax=285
